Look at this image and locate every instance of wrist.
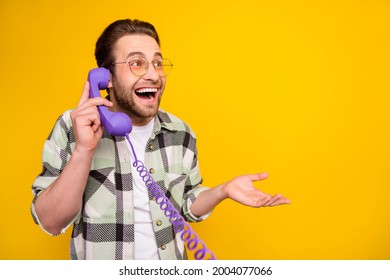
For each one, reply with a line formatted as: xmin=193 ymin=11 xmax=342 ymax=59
xmin=72 ymin=147 xmax=95 ymax=162
xmin=215 ymin=183 xmax=229 ymax=202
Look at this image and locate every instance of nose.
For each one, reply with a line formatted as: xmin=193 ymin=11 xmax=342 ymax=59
xmin=142 ymin=62 xmax=160 ymax=82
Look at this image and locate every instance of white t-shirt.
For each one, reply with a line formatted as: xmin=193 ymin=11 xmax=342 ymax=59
xmin=128 ymin=118 xmax=159 ymax=260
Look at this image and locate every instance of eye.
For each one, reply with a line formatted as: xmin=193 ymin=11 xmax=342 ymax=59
xmin=153 ymin=59 xmax=163 ymax=68
xmin=130 ymin=57 xmax=145 ymax=67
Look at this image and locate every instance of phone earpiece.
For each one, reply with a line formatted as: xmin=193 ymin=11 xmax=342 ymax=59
xmin=88 ymin=67 xmax=110 ymax=91
xmin=88 ymin=67 xmax=132 ymax=136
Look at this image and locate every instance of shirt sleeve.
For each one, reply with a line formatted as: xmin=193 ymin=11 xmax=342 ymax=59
xmin=182 ymin=185 xmax=212 ymax=222
xmin=181 ymin=138 xmax=212 ymax=223
xmin=30 ymin=110 xmax=80 ymax=236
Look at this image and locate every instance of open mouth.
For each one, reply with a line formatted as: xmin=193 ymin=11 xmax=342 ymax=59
xmin=135 ymin=87 xmax=157 ymax=100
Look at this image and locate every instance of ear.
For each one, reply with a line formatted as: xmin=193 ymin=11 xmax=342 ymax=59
xmin=108 ymin=72 xmax=113 ymax=88
xmin=106 ymin=73 xmax=113 ymax=97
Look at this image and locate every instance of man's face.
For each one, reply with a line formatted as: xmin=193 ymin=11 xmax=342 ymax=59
xmin=109 ymin=34 xmax=166 ymax=126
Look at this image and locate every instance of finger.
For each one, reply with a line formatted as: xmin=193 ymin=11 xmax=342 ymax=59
xmin=78 ymin=96 xmax=113 ymax=110
xmin=85 ymin=111 xmax=102 ymax=131
xmin=256 ymin=197 xmax=271 ymax=207
xmin=71 ymin=105 xmax=101 ymax=121
xmin=78 ymin=81 xmax=90 ymax=107
xmin=95 ymin=125 xmax=104 ymax=139
xmin=264 ymin=193 xmax=283 ymax=206
xmin=252 ymin=193 xmax=272 ymax=207
xmin=249 ymin=172 xmax=269 ymax=182
xmin=269 ymin=197 xmax=291 ymax=206
xmin=91 ymin=120 xmax=102 ymax=133
xmin=72 ymin=109 xmax=101 ymax=128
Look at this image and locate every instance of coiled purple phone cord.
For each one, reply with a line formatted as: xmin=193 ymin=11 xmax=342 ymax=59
xmin=125 ymin=134 xmax=216 ymax=260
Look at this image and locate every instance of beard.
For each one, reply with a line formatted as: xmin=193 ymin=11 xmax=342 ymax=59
xmin=111 ymin=78 xmax=162 ymax=119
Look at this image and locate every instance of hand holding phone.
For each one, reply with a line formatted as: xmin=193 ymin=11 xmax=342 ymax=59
xmin=70 ymin=80 xmax=113 ymax=153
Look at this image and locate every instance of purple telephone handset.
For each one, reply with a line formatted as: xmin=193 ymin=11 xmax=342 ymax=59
xmin=88 ymin=67 xmax=132 ymax=136
xmin=87 ymin=67 xmax=216 ymax=260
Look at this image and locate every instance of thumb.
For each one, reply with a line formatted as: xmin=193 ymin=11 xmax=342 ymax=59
xmin=249 ymin=172 xmax=269 ymax=182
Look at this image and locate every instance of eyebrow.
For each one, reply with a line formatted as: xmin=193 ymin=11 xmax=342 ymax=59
xmin=125 ymin=51 xmax=163 ymax=60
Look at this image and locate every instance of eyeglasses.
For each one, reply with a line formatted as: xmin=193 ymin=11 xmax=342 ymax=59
xmin=112 ymin=57 xmax=173 ymax=77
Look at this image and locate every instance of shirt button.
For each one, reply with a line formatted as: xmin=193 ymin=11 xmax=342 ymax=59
xmin=149 ymin=144 xmax=154 ymax=150
xmin=156 ymin=220 xmax=162 ymax=226
xmin=149 ymin=168 xmax=155 ymax=174
xmin=160 ymin=244 xmax=166 ymax=250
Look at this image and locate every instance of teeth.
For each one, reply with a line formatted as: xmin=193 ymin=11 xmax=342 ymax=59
xmin=148 ymin=94 xmax=153 ymax=99
xmin=135 ymin=88 xmax=158 ymax=93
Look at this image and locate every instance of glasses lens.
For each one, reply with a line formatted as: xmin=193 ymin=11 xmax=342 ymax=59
xmin=129 ymin=57 xmax=148 ymax=76
xmin=157 ymin=59 xmax=173 ymax=77
xmin=128 ymin=57 xmax=173 ymax=77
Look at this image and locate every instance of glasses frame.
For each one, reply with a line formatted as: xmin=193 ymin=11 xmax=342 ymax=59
xmin=112 ymin=57 xmax=173 ymax=77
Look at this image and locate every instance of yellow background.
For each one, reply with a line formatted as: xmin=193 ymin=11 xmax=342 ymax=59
xmin=0 ymin=0 xmax=389 ymax=260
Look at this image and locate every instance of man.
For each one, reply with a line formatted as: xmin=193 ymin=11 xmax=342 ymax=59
xmin=31 ymin=19 xmax=290 ymax=260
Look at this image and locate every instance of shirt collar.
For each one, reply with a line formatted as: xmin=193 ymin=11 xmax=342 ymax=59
xmin=151 ymin=110 xmax=177 ymax=139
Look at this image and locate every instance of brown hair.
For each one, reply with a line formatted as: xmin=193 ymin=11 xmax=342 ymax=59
xmin=95 ymin=19 xmax=160 ymax=74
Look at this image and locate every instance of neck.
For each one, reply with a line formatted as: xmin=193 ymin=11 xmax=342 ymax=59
xmin=130 ymin=115 xmax=154 ymax=127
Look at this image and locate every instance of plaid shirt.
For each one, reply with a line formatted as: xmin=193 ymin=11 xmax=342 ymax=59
xmin=31 ymin=109 xmax=210 ymax=260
